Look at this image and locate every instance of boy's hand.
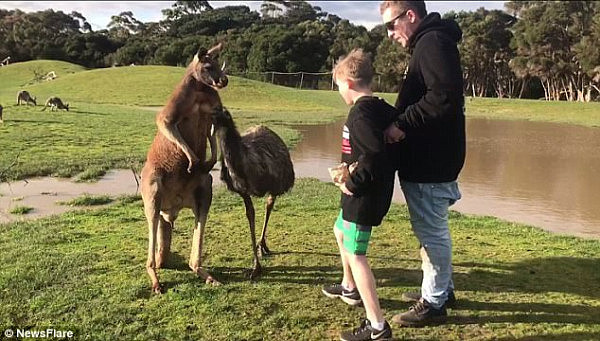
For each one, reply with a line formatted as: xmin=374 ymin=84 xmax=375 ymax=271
xmin=384 ymin=124 xmax=406 ymax=143
xmin=339 ymin=182 xmax=354 ymax=196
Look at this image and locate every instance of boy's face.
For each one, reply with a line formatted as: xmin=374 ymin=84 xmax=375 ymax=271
xmin=335 ymin=78 xmax=354 ymax=105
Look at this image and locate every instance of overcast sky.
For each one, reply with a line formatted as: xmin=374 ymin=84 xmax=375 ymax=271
xmin=1 ymin=1 xmax=506 ymax=31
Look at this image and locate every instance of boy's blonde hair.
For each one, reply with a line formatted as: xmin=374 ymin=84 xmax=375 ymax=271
xmin=333 ymin=48 xmax=373 ymax=88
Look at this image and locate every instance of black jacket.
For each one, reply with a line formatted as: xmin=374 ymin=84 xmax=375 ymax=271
xmin=341 ymin=96 xmax=396 ymax=226
xmin=391 ymin=13 xmax=466 ymax=183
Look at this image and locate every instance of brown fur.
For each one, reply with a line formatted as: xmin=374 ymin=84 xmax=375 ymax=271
xmin=140 ymin=43 xmax=228 ymax=293
xmin=42 ymin=96 xmax=69 ymax=111
xmin=17 ymin=90 xmax=36 ymax=106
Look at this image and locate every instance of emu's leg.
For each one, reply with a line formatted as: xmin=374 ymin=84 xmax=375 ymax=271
xmin=142 ymin=179 xmax=162 ymax=294
xmin=190 ymin=174 xmax=220 ymax=285
xmin=155 ymin=215 xmax=173 ymax=268
xmin=242 ymin=194 xmax=261 ymax=280
xmin=258 ymin=195 xmax=275 ymax=257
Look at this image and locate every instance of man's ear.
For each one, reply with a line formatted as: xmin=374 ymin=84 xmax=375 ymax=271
xmin=407 ymin=9 xmax=418 ymax=24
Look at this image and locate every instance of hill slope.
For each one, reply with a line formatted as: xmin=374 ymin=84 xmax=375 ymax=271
xmin=0 ymin=60 xmax=87 ymax=96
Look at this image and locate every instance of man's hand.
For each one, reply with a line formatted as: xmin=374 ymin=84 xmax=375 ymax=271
xmin=384 ymin=124 xmax=406 ymax=143
xmin=338 ymin=182 xmax=354 ymax=196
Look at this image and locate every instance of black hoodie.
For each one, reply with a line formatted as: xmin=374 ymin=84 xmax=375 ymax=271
xmin=391 ymin=13 xmax=466 ymax=183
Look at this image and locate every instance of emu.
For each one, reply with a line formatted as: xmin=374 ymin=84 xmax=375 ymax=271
xmin=212 ymin=108 xmax=295 ymax=279
xmin=42 ymin=97 xmax=69 ymax=111
xmin=141 ymin=43 xmax=228 ymax=294
xmin=17 ymin=90 xmax=36 ymax=106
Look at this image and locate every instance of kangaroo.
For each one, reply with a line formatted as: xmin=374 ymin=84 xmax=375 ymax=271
xmin=140 ymin=43 xmax=228 ymax=294
xmin=17 ymin=90 xmax=37 ymax=106
xmin=42 ymin=97 xmax=69 ymax=111
xmin=0 ymin=104 xmax=3 ymax=123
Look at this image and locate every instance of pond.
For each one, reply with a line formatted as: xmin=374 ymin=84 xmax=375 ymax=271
xmin=292 ymin=118 xmax=600 ymax=239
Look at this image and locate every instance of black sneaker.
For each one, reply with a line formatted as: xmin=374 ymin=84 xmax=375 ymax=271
xmin=401 ymin=290 xmax=456 ymax=308
xmin=392 ymin=298 xmax=447 ymax=327
xmin=322 ymin=284 xmax=362 ymax=306
xmin=340 ymin=319 xmax=392 ymax=341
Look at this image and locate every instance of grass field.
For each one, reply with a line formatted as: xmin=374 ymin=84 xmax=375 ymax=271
xmin=1 ymin=60 xmax=600 ymax=340
xmin=0 ymin=180 xmax=599 ymax=340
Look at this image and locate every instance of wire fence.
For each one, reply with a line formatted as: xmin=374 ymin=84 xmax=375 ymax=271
xmin=230 ymin=71 xmax=399 ymax=92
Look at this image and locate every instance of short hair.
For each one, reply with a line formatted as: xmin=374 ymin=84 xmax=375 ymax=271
xmin=333 ymin=49 xmax=373 ymax=88
xmin=379 ymin=1 xmax=427 ymax=19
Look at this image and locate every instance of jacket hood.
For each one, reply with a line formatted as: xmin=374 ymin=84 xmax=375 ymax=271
xmin=408 ymin=12 xmax=462 ymax=50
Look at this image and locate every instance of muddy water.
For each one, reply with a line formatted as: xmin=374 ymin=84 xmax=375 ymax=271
xmin=292 ymin=118 xmax=600 ymax=239
xmin=2 ymin=118 xmax=599 ymax=239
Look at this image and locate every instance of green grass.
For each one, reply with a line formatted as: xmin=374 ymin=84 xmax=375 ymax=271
xmin=0 ymin=179 xmax=599 ymax=340
xmin=9 ymin=205 xmax=33 ymax=215
xmin=59 ymin=194 xmax=114 ymax=207
xmin=0 ymin=59 xmax=86 ymax=95
xmin=463 ymin=97 xmax=600 ymax=128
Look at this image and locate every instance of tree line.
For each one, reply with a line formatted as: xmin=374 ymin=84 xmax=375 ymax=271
xmin=1 ymin=1 xmax=599 ymax=101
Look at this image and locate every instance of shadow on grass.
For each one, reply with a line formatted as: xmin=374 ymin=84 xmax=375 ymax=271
xmin=495 ymin=331 xmax=600 ymax=340
xmin=6 ymin=118 xmax=70 ymax=124
xmin=71 ymin=110 xmax=110 ymax=116
xmin=453 ymin=257 xmax=600 ymax=299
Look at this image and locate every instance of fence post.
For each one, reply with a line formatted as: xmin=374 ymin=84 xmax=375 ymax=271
xmin=299 ymin=72 xmax=304 ymax=89
xmin=330 ymin=72 xmax=334 ymax=90
xmin=271 ymin=72 xmax=274 ymax=84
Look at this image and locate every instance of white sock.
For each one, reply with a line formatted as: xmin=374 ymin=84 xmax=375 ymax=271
xmin=370 ymin=320 xmax=385 ymax=331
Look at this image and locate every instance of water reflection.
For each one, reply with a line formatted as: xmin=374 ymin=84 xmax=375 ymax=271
xmin=291 ymin=118 xmax=600 ymax=239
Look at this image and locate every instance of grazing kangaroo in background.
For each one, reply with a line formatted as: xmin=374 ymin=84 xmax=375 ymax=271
xmin=141 ymin=43 xmax=228 ymax=294
xmin=16 ymin=90 xmax=36 ymax=106
xmin=212 ymin=108 xmax=295 ymax=279
xmin=42 ymin=97 xmax=69 ymax=111
xmin=0 ymin=104 xmax=3 ymax=123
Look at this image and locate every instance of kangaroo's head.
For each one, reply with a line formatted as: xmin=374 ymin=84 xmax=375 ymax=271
xmin=191 ymin=43 xmax=228 ymax=90
xmin=32 ymin=96 xmax=37 ymax=106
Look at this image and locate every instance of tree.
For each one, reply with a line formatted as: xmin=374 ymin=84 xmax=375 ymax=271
xmin=107 ymin=11 xmax=145 ymax=41
xmin=508 ymin=1 xmax=598 ymax=101
xmin=447 ymin=8 xmax=517 ymax=98
xmin=373 ymin=32 xmax=410 ymax=93
xmin=162 ymin=1 xmax=212 ymax=21
xmin=165 ymin=5 xmax=259 ymax=37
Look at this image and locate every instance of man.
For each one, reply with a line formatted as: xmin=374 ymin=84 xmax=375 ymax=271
xmin=379 ymin=0 xmax=465 ymax=327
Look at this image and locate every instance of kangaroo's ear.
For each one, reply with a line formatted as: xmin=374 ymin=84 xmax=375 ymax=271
xmin=207 ymin=43 xmax=223 ymax=57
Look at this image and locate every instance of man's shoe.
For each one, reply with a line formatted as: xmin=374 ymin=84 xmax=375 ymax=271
xmin=401 ymin=290 xmax=456 ymax=308
xmin=340 ymin=319 xmax=392 ymax=341
xmin=392 ymin=298 xmax=447 ymax=327
xmin=322 ymin=284 xmax=362 ymax=306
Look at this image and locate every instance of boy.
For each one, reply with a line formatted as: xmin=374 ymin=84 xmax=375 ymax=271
xmin=322 ymin=49 xmax=397 ymax=341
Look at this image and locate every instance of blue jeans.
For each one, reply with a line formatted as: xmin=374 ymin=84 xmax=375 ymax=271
xmin=400 ymin=180 xmax=461 ymax=309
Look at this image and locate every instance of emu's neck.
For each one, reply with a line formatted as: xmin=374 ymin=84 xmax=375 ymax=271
xmin=216 ymin=121 xmax=244 ymax=163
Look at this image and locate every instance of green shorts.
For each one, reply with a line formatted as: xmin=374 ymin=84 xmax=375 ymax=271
xmin=335 ymin=210 xmax=372 ymax=255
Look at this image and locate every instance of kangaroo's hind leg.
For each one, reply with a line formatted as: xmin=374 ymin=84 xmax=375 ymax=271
xmin=190 ymin=174 xmax=220 ymax=285
xmin=155 ymin=214 xmax=173 ymax=268
xmin=141 ymin=168 xmax=163 ymax=294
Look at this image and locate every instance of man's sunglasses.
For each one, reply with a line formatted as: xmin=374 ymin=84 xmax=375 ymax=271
xmin=384 ymin=10 xmax=409 ymax=31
